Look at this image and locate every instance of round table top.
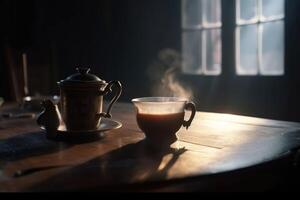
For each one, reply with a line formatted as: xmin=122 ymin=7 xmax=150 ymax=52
xmin=1 ymin=102 xmax=300 ymax=191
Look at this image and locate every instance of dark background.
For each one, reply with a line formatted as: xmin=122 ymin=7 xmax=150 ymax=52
xmin=1 ymin=0 xmax=300 ymax=122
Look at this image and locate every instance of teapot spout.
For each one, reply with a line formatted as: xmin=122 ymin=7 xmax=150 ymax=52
xmin=37 ymin=100 xmax=61 ymax=139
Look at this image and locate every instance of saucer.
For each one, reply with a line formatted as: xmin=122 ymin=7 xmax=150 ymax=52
xmin=40 ymin=118 xmax=122 ymax=137
xmin=57 ymin=118 xmax=122 ymax=134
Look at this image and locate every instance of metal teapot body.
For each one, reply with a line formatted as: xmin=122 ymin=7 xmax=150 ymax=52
xmin=38 ymin=68 xmax=122 ymax=132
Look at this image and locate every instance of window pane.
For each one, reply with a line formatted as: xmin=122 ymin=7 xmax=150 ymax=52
xmin=260 ymin=21 xmax=284 ymax=75
xmin=202 ymin=0 xmax=221 ymax=27
xmin=182 ymin=31 xmax=202 ymax=74
xmin=182 ymin=0 xmax=202 ymax=28
xmin=203 ymin=29 xmax=222 ymax=75
xmin=236 ymin=25 xmax=258 ymax=75
xmin=261 ymin=0 xmax=284 ymax=20
xmin=236 ymin=0 xmax=258 ymax=23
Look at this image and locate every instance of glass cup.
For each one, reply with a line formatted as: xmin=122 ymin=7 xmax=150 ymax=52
xmin=132 ymin=97 xmax=196 ymax=149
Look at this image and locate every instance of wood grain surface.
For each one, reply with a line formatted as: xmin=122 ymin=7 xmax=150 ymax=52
xmin=1 ymin=102 xmax=300 ymax=191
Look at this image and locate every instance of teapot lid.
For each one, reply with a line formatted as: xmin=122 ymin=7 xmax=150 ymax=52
xmin=59 ymin=68 xmax=106 ymax=87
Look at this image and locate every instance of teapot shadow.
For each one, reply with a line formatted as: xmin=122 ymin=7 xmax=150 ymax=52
xmin=52 ymin=132 xmax=105 ymax=144
xmin=0 ymin=131 xmax=72 ymax=163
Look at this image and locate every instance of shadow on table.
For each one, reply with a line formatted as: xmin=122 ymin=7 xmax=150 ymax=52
xmin=0 ymin=131 xmax=103 ymax=163
xmin=27 ymin=140 xmax=186 ymax=192
xmin=0 ymin=131 xmax=68 ymax=163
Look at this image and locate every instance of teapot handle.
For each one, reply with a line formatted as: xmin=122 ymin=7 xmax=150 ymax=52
xmin=97 ymin=80 xmax=122 ymax=118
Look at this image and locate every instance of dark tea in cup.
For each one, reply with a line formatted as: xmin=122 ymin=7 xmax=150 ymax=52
xmin=136 ymin=112 xmax=184 ymax=143
xmin=132 ymin=97 xmax=196 ymax=148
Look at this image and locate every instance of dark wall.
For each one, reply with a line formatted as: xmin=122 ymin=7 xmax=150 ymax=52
xmin=285 ymin=0 xmax=300 ymax=122
xmin=109 ymin=0 xmax=181 ymax=100
xmin=1 ymin=0 xmax=300 ymax=122
xmin=1 ymin=0 xmax=181 ymax=98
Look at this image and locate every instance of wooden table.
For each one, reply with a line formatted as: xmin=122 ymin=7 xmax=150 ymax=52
xmin=1 ymin=102 xmax=300 ymax=192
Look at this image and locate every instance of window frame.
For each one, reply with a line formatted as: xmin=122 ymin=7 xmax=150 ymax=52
xmin=235 ymin=0 xmax=285 ymax=76
xmin=181 ymin=0 xmax=222 ymax=76
xmin=180 ymin=0 xmax=286 ymax=78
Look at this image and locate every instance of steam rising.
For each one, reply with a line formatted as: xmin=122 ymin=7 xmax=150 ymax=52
xmin=147 ymin=49 xmax=193 ymax=99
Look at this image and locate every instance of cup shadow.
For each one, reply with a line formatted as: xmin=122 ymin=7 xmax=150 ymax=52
xmin=27 ymin=140 xmax=187 ymax=191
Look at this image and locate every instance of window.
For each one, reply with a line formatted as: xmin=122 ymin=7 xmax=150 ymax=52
xmin=236 ymin=0 xmax=285 ymax=75
xmin=181 ymin=0 xmax=222 ymax=75
xmin=181 ymin=0 xmax=285 ymax=76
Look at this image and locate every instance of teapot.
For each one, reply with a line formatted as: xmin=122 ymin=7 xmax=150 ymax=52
xmin=37 ymin=67 xmax=122 ymax=133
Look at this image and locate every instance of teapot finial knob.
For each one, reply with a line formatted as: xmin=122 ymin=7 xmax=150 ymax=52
xmin=76 ymin=67 xmax=90 ymax=75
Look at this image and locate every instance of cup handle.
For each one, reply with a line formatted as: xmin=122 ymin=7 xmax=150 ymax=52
xmin=182 ymin=102 xmax=196 ymax=129
xmin=97 ymin=80 xmax=122 ymax=118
